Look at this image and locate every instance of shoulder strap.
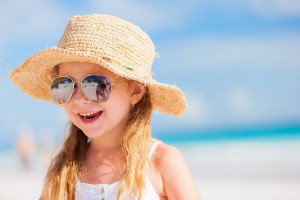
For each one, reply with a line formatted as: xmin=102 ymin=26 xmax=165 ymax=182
xmin=148 ymin=142 xmax=160 ymax=160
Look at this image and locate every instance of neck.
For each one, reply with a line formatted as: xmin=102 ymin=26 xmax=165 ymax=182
xmin=85 ymin=129 xmax=125 ymax=166
xmin=89 ymin=133 xmax=122 ymax=151
xmin=88 ymin=125 xmax=125 ymax=152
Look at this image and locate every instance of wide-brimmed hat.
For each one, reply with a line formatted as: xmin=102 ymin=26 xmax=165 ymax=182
xmin=9 ymin=14 xmax=186 ymax=116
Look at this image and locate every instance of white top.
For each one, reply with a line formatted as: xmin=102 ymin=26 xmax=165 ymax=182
xmin=75 ymin=142 xmax=161 ymax=200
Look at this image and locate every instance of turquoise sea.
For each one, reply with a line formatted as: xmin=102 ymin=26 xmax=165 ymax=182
xmin=155 ymin=123 xmax=300 ymax=144
xmin=1 ymin=123 xmax=300 ymax=153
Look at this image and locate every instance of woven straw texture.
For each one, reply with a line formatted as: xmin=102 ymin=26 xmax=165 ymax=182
xmin=9 ymin=14 xmax=186 ymax=116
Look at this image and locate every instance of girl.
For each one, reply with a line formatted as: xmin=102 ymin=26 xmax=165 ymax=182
xmin=10 ymin=14 xmax=201 ymax=200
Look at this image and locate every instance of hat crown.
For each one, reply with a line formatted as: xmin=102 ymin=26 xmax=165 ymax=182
xmin=57 ymin=14 xmax=155 ymax=80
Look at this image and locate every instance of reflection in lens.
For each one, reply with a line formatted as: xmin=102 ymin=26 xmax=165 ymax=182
xmin=82 ymin=75 xmax=111 ymax=103
xmin=50 ymin=77 xmax=74 ymax=104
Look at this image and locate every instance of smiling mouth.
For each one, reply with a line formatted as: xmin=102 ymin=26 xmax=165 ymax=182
xmin=78 ymin=110 xmax=102 ymax=121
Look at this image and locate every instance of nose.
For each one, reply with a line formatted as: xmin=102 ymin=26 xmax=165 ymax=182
xmin=72 ymin=83 xmax=91 ymax=105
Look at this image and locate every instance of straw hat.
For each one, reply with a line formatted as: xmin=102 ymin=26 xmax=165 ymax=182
xmin=9 ymin=14 xmax=186 ymax=116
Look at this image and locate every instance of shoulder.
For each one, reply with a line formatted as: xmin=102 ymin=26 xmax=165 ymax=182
xmin=152 ymin=142 xmax=201 ymax=200
xmin=154 ymin=142 xmax=189 ymax=176
xmin=154 ymin=142 xmax=184 ymax=167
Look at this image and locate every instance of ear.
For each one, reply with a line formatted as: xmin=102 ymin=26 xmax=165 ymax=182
xmin=130 ymin=82 xmax=146 ymax=105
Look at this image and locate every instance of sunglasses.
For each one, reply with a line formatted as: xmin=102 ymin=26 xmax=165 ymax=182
xmin=50 ymin=74 xmax=128 ymax=105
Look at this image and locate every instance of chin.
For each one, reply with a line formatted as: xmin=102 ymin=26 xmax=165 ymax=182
xmin=80 ymin=127 xmax=104 ymax=138
xmin=84 ymin=132 xmax=102 ymax=138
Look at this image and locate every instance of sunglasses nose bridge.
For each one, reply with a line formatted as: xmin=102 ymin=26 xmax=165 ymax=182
xmin=71 ymin=80 xmax=91 ymax=105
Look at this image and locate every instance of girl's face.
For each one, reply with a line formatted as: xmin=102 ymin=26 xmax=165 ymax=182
xmin=59 ymin=62 xmax=139 ymax=140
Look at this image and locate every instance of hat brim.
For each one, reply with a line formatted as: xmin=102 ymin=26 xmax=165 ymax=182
xmin=9 ymin=47 xmax=186 ymax=116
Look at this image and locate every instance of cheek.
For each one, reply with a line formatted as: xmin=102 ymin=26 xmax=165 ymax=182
xmin=62 ymin=105 xmax=77 ymax=123
xmin=62 ymin=104 xmax=71 ymax=115
xmin=109 ymin=90 xmax=132 ymax=115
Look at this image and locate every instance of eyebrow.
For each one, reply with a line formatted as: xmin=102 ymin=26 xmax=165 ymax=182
xmin=60 ymin=73 xmax=111 ymax=79
xmin=60 ymin=73 xmax=99 ymax=76
xmin=57 ymin=74 xmax=127 ymax=82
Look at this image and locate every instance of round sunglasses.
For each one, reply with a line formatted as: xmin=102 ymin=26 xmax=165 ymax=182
xmin=50 ymin=74 xmax=128 ymax=105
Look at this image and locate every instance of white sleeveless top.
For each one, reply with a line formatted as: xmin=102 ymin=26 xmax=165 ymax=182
xmin=75 ymin=142 xmax=160 ymax=200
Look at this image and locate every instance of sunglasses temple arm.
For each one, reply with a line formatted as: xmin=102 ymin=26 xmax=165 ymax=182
xmin=111 ymin=80 xmax=130 ymax=85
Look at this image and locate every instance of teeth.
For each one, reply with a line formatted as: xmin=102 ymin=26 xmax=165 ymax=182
xmin=83 ymin=116 xmax=95 ymax=121
xmin=79 ymin=110 xmax=101 ymax=117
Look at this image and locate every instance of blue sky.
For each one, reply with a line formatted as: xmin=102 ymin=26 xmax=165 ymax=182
xmin=0 ymin=0 xmax=300 ymax=143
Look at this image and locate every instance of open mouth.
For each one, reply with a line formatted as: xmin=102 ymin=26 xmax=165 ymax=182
xmin=78 ymin=110 xmax=102 ymax=122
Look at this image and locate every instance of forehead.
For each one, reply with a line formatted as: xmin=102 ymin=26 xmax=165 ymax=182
xmin=58 ymin=62 xmax=114 ymax=77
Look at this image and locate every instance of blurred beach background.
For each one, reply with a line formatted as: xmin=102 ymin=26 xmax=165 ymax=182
xmin=0 ymin=0 xmax=300 ymax=200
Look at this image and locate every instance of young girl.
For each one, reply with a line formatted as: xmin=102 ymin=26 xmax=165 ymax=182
xmin=10 ymin=14 xmax=201 ymax=200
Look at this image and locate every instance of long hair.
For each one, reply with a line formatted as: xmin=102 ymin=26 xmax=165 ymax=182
xmin=41 ymin=124 xmax=88 ymax=199
xmin=117 ymin=86 xmax=153 ymax=200
xmin=41 ymin=87 xmax=153 ymax=200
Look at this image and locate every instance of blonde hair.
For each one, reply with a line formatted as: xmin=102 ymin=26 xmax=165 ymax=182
xmin=41 ymin=87 xmax=153 ymax=200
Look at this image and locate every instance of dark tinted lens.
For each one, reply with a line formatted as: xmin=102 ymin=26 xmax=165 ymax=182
xmin=81 ymin=75 xmax=112 ymax=103
xmin=50 ymin=77 xmax=74 ymax=104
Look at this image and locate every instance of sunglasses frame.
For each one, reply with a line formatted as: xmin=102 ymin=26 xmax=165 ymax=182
xmin=49 ymin=74 xmax=129 ymax=105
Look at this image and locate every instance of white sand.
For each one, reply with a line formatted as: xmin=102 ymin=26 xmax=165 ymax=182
xmin=178 ymin=139 xmax=300 ymax=200
xmin=1 ymin=139 xmax=300 ymax=200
